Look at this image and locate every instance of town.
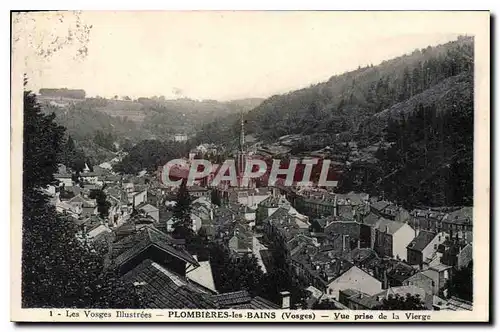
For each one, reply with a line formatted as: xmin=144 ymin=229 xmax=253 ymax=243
xmin=45 ymin=113 xmax=473 ymax=311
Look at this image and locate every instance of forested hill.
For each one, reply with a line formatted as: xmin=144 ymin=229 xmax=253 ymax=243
xmin=193 ymin=36 xmax=474 ymax=208
xmin=39 ymin=93 xmax=263 ymax=164
xmin=245 ymin=36 xmax=473 ymax=141
xmin=193 ymin=36 xmax=473 ymax=146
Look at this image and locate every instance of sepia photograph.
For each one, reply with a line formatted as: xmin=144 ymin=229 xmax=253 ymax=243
xmin=10 ymin=10 xmax=490 ymax=322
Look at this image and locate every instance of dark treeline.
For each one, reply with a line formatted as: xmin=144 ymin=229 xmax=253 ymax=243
xmin=23 ymin=85 xmax=142 ymax=308
xmin=340 ymin=93 xmax=473 ymax=208
xmin=193 ymin=36 xmax=473 ymax=148
xmin=113 ymin=139 xmax=191 ymax=175
xmin=39 ymin=88 xmax=86 ymax=99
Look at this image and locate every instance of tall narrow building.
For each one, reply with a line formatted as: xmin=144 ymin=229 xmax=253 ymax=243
xmin=236 ymin=112 xmax=248 ymax=187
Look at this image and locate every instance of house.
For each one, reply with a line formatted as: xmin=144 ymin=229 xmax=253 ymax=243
xmin=186 ymin=258 xmax=217 ymax=293
xmin=340 ymin=285 xmax=435 ymax=310
xmin=439 ymin=239 xmax=473 ymax=268
xmin=131 ymin=190 xmax=148 ymax=208
xmin=121 ymin=259 xmax=217 ymax=309
xmin=373 ymin=218 xmax=415 ymax=261
xmin=442 ymin=207 xmax=473 ymax=234
xmin=187 ymin=185 xmax=210 ymax=198
xmin=54 ymin=173 xmax=73 ymax=187
xmin=403 ymin=272 xmax=435 ymax=295
xmin=370 ymin=200 xmax=409 ymax=222
xmin=228 ymin=226 xmax=253 ymax=256
xmin=324 ymin=220 xmax=366 ymax=250
xmin=418 ymin=263 xmax=452 ymax=294
xmin=136 ymin=202 xmax=160 ymax=223
xmin=406 ymin=231 xmax=447 ymax=267
xmin=290 ymin=244 xmax=353 ymax=292
xmin=325 ymin=265 xmax=382 ymax=300
xmin=110 ymin=225 xmax=199 ymax=276
xmin=67 ymin=194 xmax=97 ymax=218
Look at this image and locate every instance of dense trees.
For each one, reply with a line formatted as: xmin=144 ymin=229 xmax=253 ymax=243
xmin=375 ymin=293 xmax=427 ymax=310
xmin=446 ymin=262 xmax=473 ymax=302
xmin=209 ymin=243 xmax=266 ymax=296
xmin=22 ymin=87 xmax=141 ymax=308
xmin=194 ymin=36 xmax=473 ymax=148
xmin=171 ymin=180 xmax=193 ymax=238
xmin=89 ymin=189 xmax=111 ymax=218
xmin=113 ymin=139 xmax=190 ymax=174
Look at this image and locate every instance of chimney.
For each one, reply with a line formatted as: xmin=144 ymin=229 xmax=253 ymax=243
xmin=280 ymin=291 xmax=291 ymax=309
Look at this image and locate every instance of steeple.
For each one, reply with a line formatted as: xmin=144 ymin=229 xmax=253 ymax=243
xmin=239 ymin=111 xmax=245 ymax=152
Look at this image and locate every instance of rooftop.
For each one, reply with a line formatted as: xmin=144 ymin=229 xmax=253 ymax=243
xmin=121 ymin=259 xmax=216 ymax=309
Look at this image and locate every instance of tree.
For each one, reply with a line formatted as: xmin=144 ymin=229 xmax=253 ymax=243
xmin=312 ymin=299 xmax=339 ymax=309
xmin=210 ymin=189 xmax=221 ymax=206
xmin=209 ymin=243 xmax=266 ymax=297
xmin=22 ymin=86 xmax=142 ymax=308
xmin=446 ymin=261 xmax=473 ymax=302
xmin=171 ymin=180 xmax=193 ymax=239
xmin=375 ymin=293 xmax=426 ymax=310
xmin=89 ymin=189 xmax=111 ymax=218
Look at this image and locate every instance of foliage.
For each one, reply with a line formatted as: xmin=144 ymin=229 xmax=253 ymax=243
xmin=312 ymin=299 xmax=339 ymax=309
xmin=22 ymin=87 xmax=142 ymax=308
xmin=209 ymin=242 xmax=266 ymax=297
xmin=375 ymin=293 xmax=427 ymax=310
xmin=113 ymin=139 xmax=189 ymax=174
xmin=446 ymin=261 xmax=473 ymax=302
xmin=89 ymin=189 xmax=111 ymax=218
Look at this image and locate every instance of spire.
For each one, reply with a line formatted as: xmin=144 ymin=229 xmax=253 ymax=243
xmin=239 ymin=111 xmax=245 ymax=152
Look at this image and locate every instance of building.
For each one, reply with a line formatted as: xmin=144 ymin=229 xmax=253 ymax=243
xmin=373 ymin=218 xmax=415 ymax=261
xmin=406 ymin=231 xmax=447 ymax=267
xmin=173 ymin=133 xmax=188 ymax=142
xmin=121 ymin=259 xmax=217 ymax=308
xmin=325 ymin=265 xmax=382 ymax=300
xmin=136 ymin=202 xmax=160 ymax=223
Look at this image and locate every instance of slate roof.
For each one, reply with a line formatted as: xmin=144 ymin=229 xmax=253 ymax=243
xmin=445 ymin=297 xmax=473 ymax=311
xmin=136 ymin=202 xmax=159 ymax=213
xmin=121 ymin=259 xmax=216 ymax=309
xmin=370 ymin=200 xmax=391 ymax=212
xmin=407 ymin=230 xmax=437 ymax=252
xmin=362 ymin=212 xmax=380 ymax=226
xmin=212 ymin=290 xmax=279 ymax=309
xmin=112 ymin=225 xmax=198 ymax=268
xmin=374 ymin=218 xmax=406 ymax=235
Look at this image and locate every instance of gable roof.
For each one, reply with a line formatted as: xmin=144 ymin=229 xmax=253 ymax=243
xmin=407 ymin=230 xmax=437 ymax=252
xmin=121 ymin=259 xmax=216 ymax=309
xmin=136 ymin=202 xmax=159 ymax=213
xmin=112 ymin=226 xmax=198 ymax=268
xmin=375 ymin=218 xmax=407 ymax=235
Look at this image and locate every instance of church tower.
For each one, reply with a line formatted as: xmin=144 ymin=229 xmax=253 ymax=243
xmin=236 ymin=112 xmax=247 ymax=187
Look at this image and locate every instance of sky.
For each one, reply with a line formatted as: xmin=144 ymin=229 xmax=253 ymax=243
xmin=13 ymin=11 xmax=487 ymax=101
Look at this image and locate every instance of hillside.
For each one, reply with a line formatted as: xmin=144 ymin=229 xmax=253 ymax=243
xmin=193 ymin=36 xmax=474 ymax=208
xmin=193 ymin=36 xmax=473 ymax=147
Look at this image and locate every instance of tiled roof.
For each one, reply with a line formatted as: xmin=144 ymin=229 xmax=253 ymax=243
xmin=407 ymin=231 xmax=437 ymax=252
xmin=445 ymin=297 xmax=473 ymax=311
xmin=112 ymin=225 xmax=198 ymax=268
xmin=212 ymin=290 xmax=279 ymax=309
xmin=121 ymin=259 xmax=217 ymax=309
